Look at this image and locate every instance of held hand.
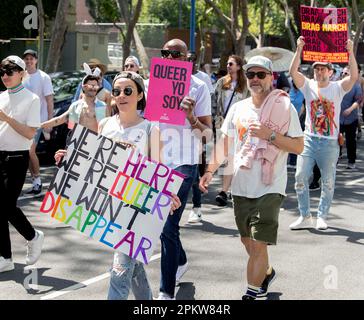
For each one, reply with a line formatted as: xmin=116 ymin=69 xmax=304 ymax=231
xmin=181 ymin=96 xmax=196 ymax=120
xmin=169 ymin=193 xmax=181 ymax=215
xmin=297 ymin=36 xmax=305 ymax=50
xmin=199 ymin=172 xmax=213 ymax=193
xmin=342 ymin=108 xmax=353 ymax=117
xmin=248 ymin=122 xmax=272 ymax=140
xmin=54 ymin=149 xmax=67 ymax=165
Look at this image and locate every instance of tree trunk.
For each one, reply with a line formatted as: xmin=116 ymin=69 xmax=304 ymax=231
xmin=258 ymin=0 xmax=268 ymax=48
xmin=117 ymin=0 xmax=143 ymax=66
xmin=279 ymin=0 xmax=296 ymax=51
xmin=36 ymin=0 xmax=44 ymax=70
xmin=133 ymin=28 xmax=149 ymax=76
xmin=352 ymin=0 xmax=364 ymax=56
xmin=45 ymin=0 xmax=69 ymax=73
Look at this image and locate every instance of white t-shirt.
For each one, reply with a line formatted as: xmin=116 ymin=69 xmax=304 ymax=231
xmin=194 ymin=71 xmax=214 ymax=94
xmin=300 ymin=79 xmax=346 ymax=139
xmin=23 ymin=69 xmax=54 ymax=122
xmin=99 ymin=116 xmax=153 ymax=155
xmin=221 ymin=98 xmax=303 ymax=198
xmin=0 ymin=85 xmax=41 ymax=151
xmin=223 ymin=80 xmax=237 ymax=114
xmin=158 ymin=75 xmax=211 ymax=168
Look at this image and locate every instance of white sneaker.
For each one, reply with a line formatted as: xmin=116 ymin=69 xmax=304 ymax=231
xmin=26 ymin=230 xmax=44 ymax=265
xmin=316 ymin=217 xmax=328 ymax=230
xmin=156 ymin=292 xmax=175 ymax=300
xmin=176 ymin=262 xmax=188 ymax=285
xmin=0 ymin=257 xmax=14 ymax=273
xmin=289 ymin=216 xmax=313 ymax=230
xmin=188 ymin=208 xmax=202 ymax=223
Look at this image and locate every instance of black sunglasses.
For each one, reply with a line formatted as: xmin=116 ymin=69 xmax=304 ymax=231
xmin=124 ymin=64 xmax=135 ymax=69
xmin=227 ymin=62 xmax=236 ymax=67
xmin=112 ymin=87 xmax=135 ymax=97
xmin=0 ymin=68 xmax=17 ymax=77
xmin=245 ymin=71 xmax=271 ymax=80
xmin=161 ymin=50 xmax=185 ymax=59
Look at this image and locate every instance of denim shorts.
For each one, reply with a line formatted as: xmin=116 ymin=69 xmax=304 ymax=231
xmin=232 ymin=193 xmax=284 ymax=245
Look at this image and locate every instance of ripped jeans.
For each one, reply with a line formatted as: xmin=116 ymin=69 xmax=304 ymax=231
xmin=295 ymin=135 xmax=339 ymax=218
xmin=107 ymin=252 xmax=153 ymax=300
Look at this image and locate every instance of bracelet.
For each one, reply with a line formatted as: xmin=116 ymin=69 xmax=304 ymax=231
xmin=205 ymin=170 xmax=213 ymax=175
xmin=191 ymin=117 xmax=198 ymax=126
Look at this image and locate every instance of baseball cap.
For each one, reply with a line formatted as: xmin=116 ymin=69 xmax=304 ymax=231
xmin=125 ymin=56 xmax=140 ymax=67
xmin=312 ymin=61 xmax=333 ymax=70
xmin=243 ymin=56 xmax=273 ymax=73
xmin=112 ymin=71 xmax=146 ymax=110
xmin=113 ymin=71 xmax=145 ymax=91
xmin=23 ymin=49 xmax=38 ymax=59
xmin=2 ymin=55 xmax=26 ymax=70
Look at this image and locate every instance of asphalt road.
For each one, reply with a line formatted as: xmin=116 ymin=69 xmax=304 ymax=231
xmin=1 ymin=139 xmax=364 ymax=300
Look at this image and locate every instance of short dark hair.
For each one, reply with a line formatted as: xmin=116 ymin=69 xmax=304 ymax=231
xmin=83 ymin=75 xmax=100 ymax=84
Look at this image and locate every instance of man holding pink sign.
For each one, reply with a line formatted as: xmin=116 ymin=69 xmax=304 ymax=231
xmin=145 ymin=39 xmax=212 ymax=300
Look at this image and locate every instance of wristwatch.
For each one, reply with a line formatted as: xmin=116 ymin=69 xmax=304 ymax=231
xmin=268 ymin=131 xmax=276 ymax=143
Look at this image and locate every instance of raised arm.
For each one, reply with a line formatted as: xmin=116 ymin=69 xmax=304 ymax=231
xmin=340 ymin=39 xmax=358 ymax=92
xmin=289 ymin=36 xmax=307 ymax=89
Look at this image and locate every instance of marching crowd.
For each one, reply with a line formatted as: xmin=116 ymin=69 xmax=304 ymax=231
xmin=0 ymin=34 xmax=362 ymax=300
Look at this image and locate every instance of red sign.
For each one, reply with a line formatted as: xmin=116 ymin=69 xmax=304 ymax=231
xmin=300 ymin=5 xmax=348 ymax=63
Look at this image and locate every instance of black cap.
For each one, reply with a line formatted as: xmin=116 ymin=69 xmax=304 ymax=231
xmin=23 ymin=49 xmax=38 ymax=59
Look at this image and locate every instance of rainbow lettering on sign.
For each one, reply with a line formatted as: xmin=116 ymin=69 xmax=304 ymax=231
xmin=39 ymin=124 xmax=184 ymax=264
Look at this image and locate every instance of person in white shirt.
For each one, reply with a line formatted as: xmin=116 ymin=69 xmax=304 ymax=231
xmin=0 ymin=56 xmax=44 ymax=273
xmin=289 ymin=37 xmax=358 ymax=230
xmin=22 ymin=49 xmax=54 ymax=195
xmin=200 ymin=56 xmax=303 ymax=299
xmin=156 ymin=39 xmax=212 ymax=300
xmin=212 ymin=55 xmax=249 ymax=207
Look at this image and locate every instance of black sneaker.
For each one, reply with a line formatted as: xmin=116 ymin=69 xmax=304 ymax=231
xmin=25 ymin=184 xmax=42 ymax=195
xmin=257 ymin=268 xmax=276 ymax=298
xmin=309 ymin=181 xmax=320 ymax=191
xmin=242 ymin=294 xmax=256 ymax=300
xmin=215 ymin=191 xmax=228 ymax=206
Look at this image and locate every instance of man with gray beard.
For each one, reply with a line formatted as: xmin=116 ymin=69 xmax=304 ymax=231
xmin=200 ymin=56 xmax=304 ymax=299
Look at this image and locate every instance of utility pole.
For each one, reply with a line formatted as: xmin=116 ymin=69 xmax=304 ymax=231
xmin=190 ymin=0 xmax=196 ymax=52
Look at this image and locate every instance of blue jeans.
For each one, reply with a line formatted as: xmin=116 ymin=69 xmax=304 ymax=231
xmin=160 ymin=164 xmax=198 ymax=297
xmin=295 ymin=135 xmax=339 ymax=218
xmin=107 ymin=252 xmax=153 ymax=300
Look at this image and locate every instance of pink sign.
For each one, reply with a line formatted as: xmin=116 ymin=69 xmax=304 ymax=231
xmin=144 ymin=57 xmax=193 ymax=125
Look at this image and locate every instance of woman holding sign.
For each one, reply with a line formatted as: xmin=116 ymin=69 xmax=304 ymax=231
xmin=55 ymin=71 xmax=181 ymax=300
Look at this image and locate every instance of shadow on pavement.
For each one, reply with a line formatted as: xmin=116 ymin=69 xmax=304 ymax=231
xmin=181 ymin=220 xmax=239 ymax=237
xmin=176 ymin=282 xmax=196 ymax=300
xmin=0 ymin=263 xmax=80 ymax=296
xmin=308 ymin=227 xmax=364 ymax=245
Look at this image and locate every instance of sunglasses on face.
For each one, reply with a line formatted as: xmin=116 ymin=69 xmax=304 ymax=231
xmin=124 ymin=64 xmax=136 ymax=69
xmin=227 ymin=62 xmax=236 ymax=67
xmin=161 ymin=50 xmax=185 ymax=59
xmin=112 ymin=86 xmax=135 ymax=97
xmin=84 ymin=84 xmax=100 ymax=89
xmin=245 ymin=71 xmax=271 ymax=80
xmin=0 ymin=68 xmax=18 ymax=77
xmin=342 ymin=72 xmax=349 ymax=76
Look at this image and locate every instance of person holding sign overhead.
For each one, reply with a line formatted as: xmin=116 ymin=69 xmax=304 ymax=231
xmin=155 ymin=39 xmax=212 ymax=300
xmin=289 ymin=36 xmax=358 ymax=231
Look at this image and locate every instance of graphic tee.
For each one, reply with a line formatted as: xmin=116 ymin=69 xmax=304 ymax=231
xmin=299 ymin=79 xmax=346 ymax=139
xmin=221 ymin=98 xmax=303 ymax=198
